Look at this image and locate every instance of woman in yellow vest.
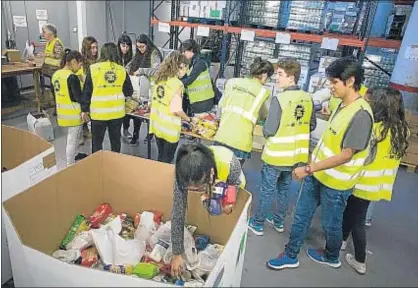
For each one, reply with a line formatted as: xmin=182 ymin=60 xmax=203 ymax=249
xmin=51 ymin=49 xmax=84 ymax=167
xmin=341 ymin=88 xmax=409 ymax=274
xmin=214 ymin=57 xmax=274 ymax=166
xmin=149 ymin=51 xmax=194 ymax=163
xmin=82 ymin=42 xmax=134 ymax=153
xmin=170 ymin=143 xmax=246 ymax=277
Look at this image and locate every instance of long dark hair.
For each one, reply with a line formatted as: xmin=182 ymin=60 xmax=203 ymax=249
xmin=81 ymin=36 xmax=98 ymax=73
xmin=175 ymin=143 xmax=218 ymax=191
xmin=129 ymin=34 xmax=162 ymax=72
xmin=117 ymin=34 xmax=133 ymax=66
xmin=99 ymin=42 xmax=120 ymax=64
xmin=369 ymin=87 xmax=409 ymax=159
xmin=61 ymin=49 xmax=83 ymax=68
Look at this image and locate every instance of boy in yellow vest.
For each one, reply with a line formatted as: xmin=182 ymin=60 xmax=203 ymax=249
xmin=267 ymin=58 xmax=373 ymax=270
xmin=248 ymin=59 xmax=316 ymax=236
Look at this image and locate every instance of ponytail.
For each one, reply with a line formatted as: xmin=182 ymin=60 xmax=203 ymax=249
xmin=61 ymin=49 xmax=83 ymax=68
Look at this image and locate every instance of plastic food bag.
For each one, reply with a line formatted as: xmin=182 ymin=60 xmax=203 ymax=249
xmin=197 ymin=244 xmax=224 ymax=272
xmin=52 ymin=249 xmax=81 ymax=263
xmin=59 ymin=214 xmax=88 ymax=249
xmin=89 ymin=203 xmax=112 ymax=228
xmin=66 ymin=231 xmax=93 ymax=251
xmin=119 ymin=214 xmax=135 ymax=240
xmin=163 ymin=227 xmax=199 ymax=270
xmin=149 ymin=221 xmax=171 ymax=249
xmin=80 ymin=246 xmax=99 ymax=267
xmin=134 ymin=211 xmax=157 ymax=244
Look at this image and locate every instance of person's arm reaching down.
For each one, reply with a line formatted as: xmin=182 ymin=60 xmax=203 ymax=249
xmin=181 ymin=58 xmax=207 ymax=87
xmin=263 ymin=96 xmax=281 ymax=138
xmin=170 ymin=87 xmax=191 ymax=122
xmin=226 ymin=155 xmax=244 ymax=186
xmin=67 ymin=75 xmax=82 ymax=103
xmin=310 ymin=100 xmax=317 ymax=132
xmin=81 ymin=69 xmax=93 ymax=112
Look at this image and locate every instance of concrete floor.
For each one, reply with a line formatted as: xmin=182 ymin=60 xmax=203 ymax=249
xmin=2 ymin=113 xmax=418 ymax=287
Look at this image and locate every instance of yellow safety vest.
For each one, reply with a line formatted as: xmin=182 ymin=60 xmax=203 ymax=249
xmin=186 ymin=63 xmax=214 ymax=104
xmin=329 ymin=84 xmax=368 ymax=113
xmin=262 ymin=90 xmax=313 ymax=166
xmin=312 ymin=98 xmax=373 ymax=190
xmin=214 ymin=78 xmax=270 ymax=152
xmin=44 ymin=37 xmax=64 ymax=67
xmin=90 ymin=61 xmax=126 ymax=121
xmin=209 ymin=145 xmax=246 ymax=189
xmin=149 ymin=77 xmax=183 ymax=143
xmin=353 ymin=123 xmax=401 ymax=201
xmin=52 ymin=69 xmax=83 ymax=127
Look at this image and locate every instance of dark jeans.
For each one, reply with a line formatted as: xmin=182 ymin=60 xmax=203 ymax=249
xmin=342 ymin=195 xmax=370 ymax=263
xmin=123 ymin=116 xmax=142 ymax=139
xmin=91 ymin=118 xmax=123 ymax=153
xmin=155 ymin=137 xmax=178 ymax=164
xmin=253 ymin=163 xmax=293 ymax=226
xmin=285 ymin=176 xmax=352 ymax=261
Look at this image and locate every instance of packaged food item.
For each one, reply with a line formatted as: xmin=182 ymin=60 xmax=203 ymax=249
xmin=59 ymin=214 xmax=86 ymax=249
xmin=149 ymin=239 xmax=169 ymax=263
xmin=66 ymin=231 xmax=93 ymax=251
xmin=222 ymin=185 xmax=237 ymax=206
xmin=134 ymin=212 xmax=141 ymax=228
xmin=80 ymin=246 xmax=98 ymax=267
xmin=102 ymin=213 xmax=118 ymax=226
xmin=195 ymin=235 xmax=210 ymax=251
xmin=76 ymin=219 xmax=90 ymax=234
xmin=186 ymin=225 xmax=197 ymax=235
xmin=133 ymin=262 xmax=159 ymax=279
xmin=52 ymin=249 xmax=81 ymax=263
xmin=119 ymin=215 xmax=135 ymax=240
xmin=150 ymin=210 xmax=163 ymax=226
xmin=104 ymin=264 xmax=134 ymax=275
xmin=201 ymin=194 xmax=222 ymax=216
xmin=88 ymin=203 xmax=112 ymax=228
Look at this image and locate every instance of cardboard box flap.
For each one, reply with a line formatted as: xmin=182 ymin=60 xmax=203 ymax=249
xmin=3 ymin=151 xmax=251 ymax=256
xmin=1 ymin=125 xmax=54 ymax=171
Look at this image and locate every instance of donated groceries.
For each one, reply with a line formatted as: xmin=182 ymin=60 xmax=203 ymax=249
xmin=181 ymin=112 xmax=219 ymax=140
xmin=201 ymin=182 xmax=237 ymax=216
xmin=52 ymin=203 xmax=225 ymax=287
xmin=125 ymin=98 xmax=150 ymax=117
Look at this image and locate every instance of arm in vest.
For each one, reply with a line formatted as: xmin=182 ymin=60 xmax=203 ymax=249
xmin=181 ymin=57 xmax=207 ymax=87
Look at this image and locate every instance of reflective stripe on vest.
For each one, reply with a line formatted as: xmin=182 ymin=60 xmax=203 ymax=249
xmin=352 ymin=123 xmax=401 ymax=201
xmin=214 ymin=78 xmax=269 ymax=152
xmin=312 ymin=98 xmax=373 ymax=190
xmin=90 ymin=61 xmax=126 ymax=121
xmin=186 ymin=64 xmax=214 ymax=104
xmin=44 ymin=38 xmax=64 ymax=67
xmin=262 ymin=90 xmax=313 ymax=166
xmin=149 ymin=77 xmax=183 ymax=143
xmin=52 ymin=69 xmax=83 ymax=127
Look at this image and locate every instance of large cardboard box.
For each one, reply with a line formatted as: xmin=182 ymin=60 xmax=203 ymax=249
xmin=1 ymin=125 xmax=57 ymax=284
xmin=2 ymin=151 xmax=252 ymax=287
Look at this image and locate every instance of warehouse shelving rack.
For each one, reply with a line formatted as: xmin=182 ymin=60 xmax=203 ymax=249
xmin=149 ymin=0 xmax=407 ymax=79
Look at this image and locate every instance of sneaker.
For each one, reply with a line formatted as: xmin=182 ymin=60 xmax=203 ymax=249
xmin=267 ymin=252 xmax=299 ymax=270
xmin=248 ymin=218 xmax=264 ymax=236
xmin=123 ymin=129 xmax=132 ymax=139
xmin=78 ymin=136 xmax=85 ymax=146
xmin=266 ymin=214 xmax=284 ymax=233
xmin=345 ymin=253 xmax=366 ymax=274
xmin=75 ymin=153 xmax=88 ymax=161
xmin=306 ymin=248 xmax=341 ymax=268
xmin=365 ymin=220 xmax=372 ymax=227
xmin=130 ymin=137 xmax=139 ymax=146
xmin=341 ymin=241 xmax=347 ymax=251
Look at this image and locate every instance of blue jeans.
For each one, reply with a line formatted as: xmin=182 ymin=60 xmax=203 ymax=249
xmin=253 ymin=163 xmax=293 ymax=226
xmin=285 ymin=175 xmax=352 ymax=261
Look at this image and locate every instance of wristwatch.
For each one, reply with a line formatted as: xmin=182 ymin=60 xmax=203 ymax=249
xmin=305 ymin=165 xmax=312 ymax=175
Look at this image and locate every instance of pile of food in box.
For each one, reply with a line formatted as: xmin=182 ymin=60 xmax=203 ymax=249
xmin=125 ymin=99 xmax=150 ymax=118
xmin=182 ymin=113 xmax=219 ymax=140
xmin=52 ymin=203 xmax=223 ymax=287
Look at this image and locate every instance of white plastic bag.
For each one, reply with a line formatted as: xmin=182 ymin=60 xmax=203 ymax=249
xmin=66 ymin=231 xmax=93 ymax=251
xmin=163 ymin=226 xmax=199 ymax=270
xmin=134 ymin=211 xmax=157 ymax=244
xmin=90 ymin=216 xmax=122 ymax=265
xmin=197 ymin=244 xmax=224 ymax=272
xmin=149 ymin=221 xmax=172 ymax=249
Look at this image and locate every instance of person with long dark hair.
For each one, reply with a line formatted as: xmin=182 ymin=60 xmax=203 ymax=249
xmin=82 ymin=42 xmax=133 ymax=153
xmin=52 ymin=49 xmax=84 ymax=166
xmin=170 ymin=143 xmax=246 ymax=277
xmin=124 ymin=34 xmax=163 ymax=146
xmin=117 ymin=34 xmax=133 ymax=67
xmin=341 ymin=87 xmax=409 ymax=274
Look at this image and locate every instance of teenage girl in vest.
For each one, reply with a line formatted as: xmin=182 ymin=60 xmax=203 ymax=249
xmin=214 ymin=57 xmax=274 ymax=166
xmin=170 ymin=143 xmax=246 ymax=277
xmin=341 ymin=88 xmax=409 ymax=274
xmin=125 ymin=34 xmax=163 ymax=146
xmin=77 ymin=36 xmax=99 ymax=145
xmin=52 ymin=49 xmax=84 ymax=167
xmin=149 ymin=51 xmax=194 ymax=163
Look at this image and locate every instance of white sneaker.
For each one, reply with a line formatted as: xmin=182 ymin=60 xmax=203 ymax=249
xmin=341 ymin=241 xmax=347 ymax=251
xmin=345 ymin=253 xmax=366 ymax=274
xmin=365 ymin=220 xmax=372 ymax=227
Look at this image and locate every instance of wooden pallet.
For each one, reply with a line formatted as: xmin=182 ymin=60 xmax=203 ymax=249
xmin=400 ymin=162 xmax=417 ymax=173
xmin=245 ymin=23 xmax=276 ymax=30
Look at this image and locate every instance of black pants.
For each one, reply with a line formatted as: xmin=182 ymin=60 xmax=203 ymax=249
xmin=123 ymin=116 xmax=142 ymax=139
xmin=91 ymin=118 xmax=123 ymax=153
xmin=155 ymin=137 xmax=178 ymax=164
xmin=342 ymin=195 xmax=370 ymax=263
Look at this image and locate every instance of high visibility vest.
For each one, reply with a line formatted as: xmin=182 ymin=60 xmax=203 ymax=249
xmin=214 ymin=78 xmax=270 ymax=152
xmin=329 ymin=84 xmax=368 ymax=113
xmin=312 ymin=98 xmax=373 ymax=190
xmin=186 ymin=62 xmax=214 ymax=104
xmin=262 ymin=90 xmax=313 ymax=166
xmin=75 ymin=68 xmax=85 ymax=89
xmin=44 ymin=37 xmax=64 ymax=67
xmin=209 ymin=145 xmax=246 ymax=189
xmin=90 ymin=61 xmax=126 ymax=121
xmin=149 ymin=77 xmax=183 ymax=143
xmin=353 ymin=123 xmax=401 ymax=201
xmin=52 ymin=69 xmax=83 ymax=127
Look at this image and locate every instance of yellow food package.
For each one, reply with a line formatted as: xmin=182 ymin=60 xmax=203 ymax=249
xmin=76 ymin=219 xmax=90 ymax=234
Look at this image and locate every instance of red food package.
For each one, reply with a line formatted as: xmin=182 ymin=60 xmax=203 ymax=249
xmin=80 ymin=247 xmax=98 ymax=267
xmin=119 ymin=212 xmax=128 ymax=222
xmin=88 ymin=203 xmax=112 ymax=228
xmin=134 ymin=212 xmax=141 ymax=228
xmin=150 ymin=210 xmax=163 ymax=226
xmin=222 ymin=185 xmax=237 ymax=206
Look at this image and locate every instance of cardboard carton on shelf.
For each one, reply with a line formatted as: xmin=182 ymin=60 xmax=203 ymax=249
xmin=2 ymin=151 xmax=252 ymax=287
xmin=1 ymin=125 xmax=57 ymax=285
xmin=2 ymin=49 xmax=21 ymax=63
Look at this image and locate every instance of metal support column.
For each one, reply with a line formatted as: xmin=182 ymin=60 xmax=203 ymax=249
xmin=149 ymin=0 xmax=155 ymax=40
xmin=219 ymin=0 xmax=232 ymax=78
xmin=169 ymin=0 xmax=176 ymax=49
xmin=359 ymin=0 xmax=378 ymax=64
xmin=234 ymin=0 xmax=247 ymax=77
xmin=174 ymin=0 xmax=181 ymax=49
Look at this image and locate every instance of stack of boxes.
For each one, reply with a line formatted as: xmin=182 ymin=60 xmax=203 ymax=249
xmin=247 ymin=0 xmax=281 ymax=28
xmin=240 ymin=40 xmax=276 ymax=76
xmin=385 ymin=5 xmax=413 ymax=40
xmin=363 ymin=49 xmax=397 ymax=89
xmin=324 ymin=1 xmax=360 ymax=34
xmin=179 ymin=1 xmax=226 ymax=20
xmin=308 ymin=56 xmax=338 ymax=93
xmin=286 ymin=1 xmax=325 ymax=31
xmin=404 ymin=111 xmax=418 ymax=167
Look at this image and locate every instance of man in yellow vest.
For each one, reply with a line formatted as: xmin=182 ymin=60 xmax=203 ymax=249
xmin=180 ymin=39 xmax=215 ymax=115
xmin=267 ymin=58 xmax=373 ymax=270
xmin=248 ymin=58 xmax=316 ymax=236
xmin=82 ymin=42 xmax=133 ymax=153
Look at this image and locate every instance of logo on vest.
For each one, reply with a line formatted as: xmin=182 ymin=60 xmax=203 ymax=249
xmin=53 ymin=80 xmax=61 ymax=93
xmin=294 ymin=104 xmax=305 ymax=121
xmin=156 ymin=85 xmax=165 ymax=99
xmin=104 ymin=71 xmax=117 ymax=84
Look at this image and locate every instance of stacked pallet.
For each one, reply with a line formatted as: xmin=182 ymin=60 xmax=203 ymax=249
xmin=363 ymin=48 xmax=398 ymax=89
xmin=247 ymin=0 xmax=281 ymax=28
xmin=287 ymin=1 xmax=325 ymax=32
xmin=403 ymin=111 xmax=418 ymax=171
